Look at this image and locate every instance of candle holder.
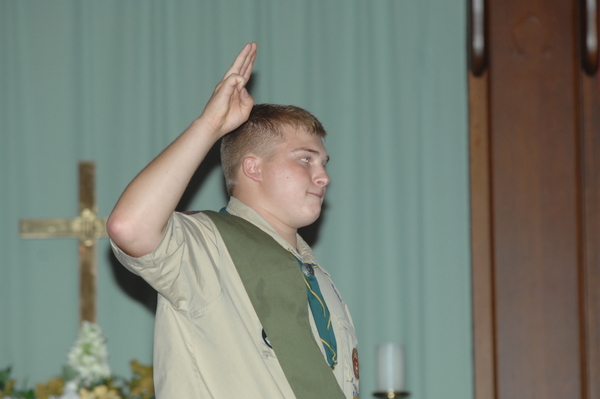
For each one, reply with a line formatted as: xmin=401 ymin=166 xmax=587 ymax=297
xmin=375 ymin=343 xmax=407 ymax=398
xmin=373 ymin=391 xmax=410 ymax=398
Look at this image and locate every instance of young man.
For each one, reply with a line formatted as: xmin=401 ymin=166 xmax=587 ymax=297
xmin=107 ymin=43 xmax=359 ymax=398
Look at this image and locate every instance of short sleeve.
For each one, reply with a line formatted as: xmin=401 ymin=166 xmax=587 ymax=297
xmin=110 ymin=211 xmax=223 ymax=313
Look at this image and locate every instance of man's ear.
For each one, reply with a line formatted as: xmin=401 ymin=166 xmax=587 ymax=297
xmin=241 ymin=156 xmax=262 ymax=182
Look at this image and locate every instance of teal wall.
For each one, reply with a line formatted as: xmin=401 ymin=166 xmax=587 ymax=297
xmin=0 ymin=1 xmax=472 ymax=398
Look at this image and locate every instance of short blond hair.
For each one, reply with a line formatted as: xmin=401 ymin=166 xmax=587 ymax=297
xmin=220 ymin=104 xmax=327 ymax=196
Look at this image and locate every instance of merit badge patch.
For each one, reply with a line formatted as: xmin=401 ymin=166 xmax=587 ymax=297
xmin=352 ymin=348 xmax=360 ymax=380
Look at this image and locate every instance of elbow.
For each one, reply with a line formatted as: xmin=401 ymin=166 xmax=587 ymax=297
xmin=106 ymin=211 xmax=134 ymax=248
xmin=106 ymin=210 xmax=162 ymax=258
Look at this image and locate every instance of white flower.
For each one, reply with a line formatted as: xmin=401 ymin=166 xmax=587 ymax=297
xmin=49 ymin=381 xmax=80 ymax=399
xmin=66 ymin=322 xmax=111 ymax=386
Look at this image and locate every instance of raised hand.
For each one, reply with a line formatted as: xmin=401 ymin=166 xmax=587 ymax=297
xmin=107 ymin=43 xmax=258 ymax=258
xmin=199 ymin=42 xmax=258 ymax=138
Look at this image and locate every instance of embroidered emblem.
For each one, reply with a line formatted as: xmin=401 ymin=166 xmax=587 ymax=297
xmin=353 ymin=392 xmax=359 ymax=399
xmin=262 ymin=329 xmax=272 ymax=348
xmin=352 ymin=348 xmax=360 ymax=380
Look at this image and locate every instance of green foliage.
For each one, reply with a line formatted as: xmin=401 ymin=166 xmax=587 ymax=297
xmin=0 ymin=364 xmax=154 ymax=399
xmin=0 ymin=366 xmax=35 ymax=399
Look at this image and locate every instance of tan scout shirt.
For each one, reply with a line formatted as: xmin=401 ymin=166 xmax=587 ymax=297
xmin=111 ymin=197 xmax=359 ymax=398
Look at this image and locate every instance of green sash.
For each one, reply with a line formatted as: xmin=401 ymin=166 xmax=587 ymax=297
xmin=205 ymin=211 xmax=345 ymax=399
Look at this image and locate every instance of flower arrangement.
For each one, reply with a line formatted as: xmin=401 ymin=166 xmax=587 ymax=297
xmin=0 ymin=322 xmax=154 ymax=399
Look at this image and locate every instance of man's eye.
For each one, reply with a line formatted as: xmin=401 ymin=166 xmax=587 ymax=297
xmin=301 ymin=157 xmax=310 ymax=163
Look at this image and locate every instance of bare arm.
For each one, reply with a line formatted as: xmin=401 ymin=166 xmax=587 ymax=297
xmin=107 ymin=43 xmax=258 ymax=257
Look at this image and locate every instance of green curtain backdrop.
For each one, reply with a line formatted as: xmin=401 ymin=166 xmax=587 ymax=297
xmin=0 ymin=1 xmax=472 ymax=398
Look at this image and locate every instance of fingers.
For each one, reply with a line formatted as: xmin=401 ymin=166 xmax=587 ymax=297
xmin=213 ymin=73 xmax=247 ymax=97
xmin=239 ymin=43 xmax=257 ymax=80
xmin=223 ymin=42 xmax=258 ymax=81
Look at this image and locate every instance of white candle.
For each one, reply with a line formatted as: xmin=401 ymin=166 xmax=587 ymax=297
xmin=376 ymin=343 xmax=405 ymax=392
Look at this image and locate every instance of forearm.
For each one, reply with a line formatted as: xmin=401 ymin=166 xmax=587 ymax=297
xmin=107 ymin=42 xmax=257 ymax=258
xmin=107 ymin=117 xmax=221 ymax=257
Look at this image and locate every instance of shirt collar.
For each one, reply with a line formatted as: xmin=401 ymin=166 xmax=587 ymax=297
xmin=225 ymin=196 xmax=317 ymax=264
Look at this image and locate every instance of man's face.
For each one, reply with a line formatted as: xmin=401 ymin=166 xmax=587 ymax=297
xmin=255 ymin=125 xmax=330 ymax=231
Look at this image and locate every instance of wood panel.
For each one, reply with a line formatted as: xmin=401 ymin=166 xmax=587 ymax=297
xmin=581 ymin=70 xmax=600 ymax=399
xmin=469 ymin=0 xmax=600 ymax=397
xmin=469 ymin=69 xmax=496 ymax=399
xmin=489 ymin=0 xmax=583 ymax=396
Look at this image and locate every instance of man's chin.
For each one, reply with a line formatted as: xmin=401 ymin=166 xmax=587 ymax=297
xmin=295 ymin=210 xmax=322 ymax=229
xmin=307 ymin=210 xmax=323 ymax=226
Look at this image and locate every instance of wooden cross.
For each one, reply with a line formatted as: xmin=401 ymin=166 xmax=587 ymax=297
xmin=19 ymin=161 xmax=108 ymax=324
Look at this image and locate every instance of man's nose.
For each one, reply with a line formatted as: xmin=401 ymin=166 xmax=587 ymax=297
xmin=315 ymin=167 xmax=330 ymax=187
